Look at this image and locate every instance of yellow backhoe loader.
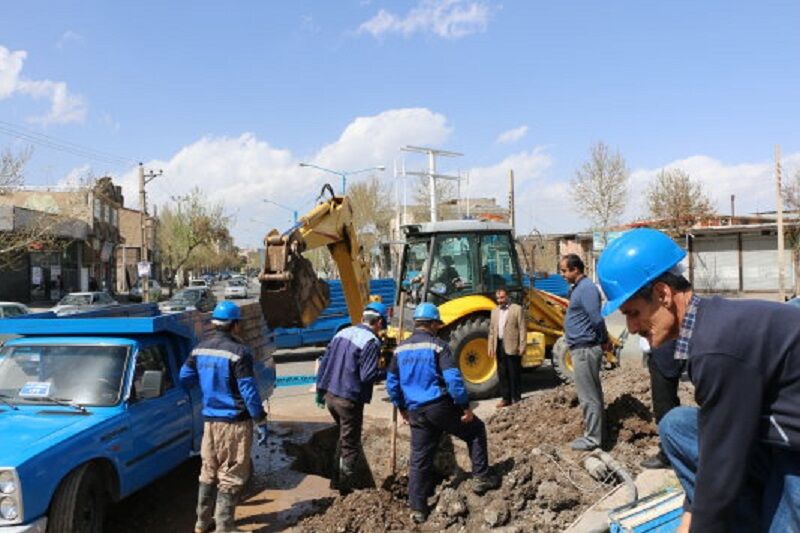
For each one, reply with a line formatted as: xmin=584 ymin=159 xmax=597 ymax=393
xmin=258 ymin=186 xmax=621 ymax=398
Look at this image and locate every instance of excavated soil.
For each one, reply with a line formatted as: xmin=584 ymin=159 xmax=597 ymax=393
xmin=292 ymin=363 xmax=694 ymax=532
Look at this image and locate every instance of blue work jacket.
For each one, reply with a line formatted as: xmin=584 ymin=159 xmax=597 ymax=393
xmin=316 ymin=324 xmax=381 ymax=404
xmin=387 ymin=329 xmax=469 ymax=411
xmin=179 ymin=330 xmax=266 ymax=422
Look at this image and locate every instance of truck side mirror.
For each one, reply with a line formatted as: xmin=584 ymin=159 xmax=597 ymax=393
xmin=139 ymin=370 xmax=164 ymax=400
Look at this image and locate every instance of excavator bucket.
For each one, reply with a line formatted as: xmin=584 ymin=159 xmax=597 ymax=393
xmin=259 ymin=229 xmax=330 ymax=329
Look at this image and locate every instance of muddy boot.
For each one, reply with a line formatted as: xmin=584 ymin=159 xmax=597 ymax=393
xmin=214 ymin=491 xmax=243 ymax=533
xmin=473 ymin=473 xmax=500 ymax=495
xmin=194 ymin=483 xmax=217 ymax=533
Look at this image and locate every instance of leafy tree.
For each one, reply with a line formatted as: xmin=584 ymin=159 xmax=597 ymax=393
xmin=646 ymin=168 xmax=714 ymax=235
xmin=157 ymin=188 xmax=230 ymax=293
xmin=571 ymin=141 xmax=629 ymax=229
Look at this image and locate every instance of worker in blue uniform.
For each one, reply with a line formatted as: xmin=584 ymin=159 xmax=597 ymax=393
xmin=180 ymin=301 xmax=268 ymax=533
xmin=598 ymin=228 xmax=800 ymax=533
xmin=315 ymin=301 xmax=386 ymax=493
xmin=387 ymin=303 xmax=499 ymax=524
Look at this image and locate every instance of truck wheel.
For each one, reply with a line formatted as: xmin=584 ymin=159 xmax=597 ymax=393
xmin=48 ymin=464 xmax=107 ymax=533
xmin=448 ymin=317 xmax=498 ymax=399
xmin=552 ymin=336 xmax=574 ymax=384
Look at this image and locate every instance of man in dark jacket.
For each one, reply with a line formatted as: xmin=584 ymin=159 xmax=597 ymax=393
xmin=315 ymin=301 xmax=385 ymax=493
xmin=180 ymin=301 xmax=268 ymax=533
xmin=598 ymin=228 xmax=800 ymax=533
xmin=387 ymin=303 xmax=499 ymax=524
xmin=560 ymin=253 xmax=609 ymax=451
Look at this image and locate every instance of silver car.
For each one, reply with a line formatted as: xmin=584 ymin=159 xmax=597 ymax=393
xmin=224 ymin=279 xmax=249 ymax=300
xmin=52 ymin=292 xmax=120 ymax=316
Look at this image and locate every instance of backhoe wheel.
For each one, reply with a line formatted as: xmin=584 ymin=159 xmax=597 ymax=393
xmin=552 ymin=336 xmax=575 ymax=384
xmin=48 ymin=463 xmax=107 ymax=533
xmin=448 ymin=317 xmax=498 ymax=399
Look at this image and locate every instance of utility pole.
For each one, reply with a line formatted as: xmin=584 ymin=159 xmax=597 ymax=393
xmin=776 ymin=145 xmax=786 ymax=301
xmin=139 ymin=163 xmax=163 ymax=303
xmin=401 ymin=146 xmax=463 ymax=222
xmin=730 ymin=194 xmax=735 ymax=219
xmin=508 ymin=170 xmax=516 ymax=235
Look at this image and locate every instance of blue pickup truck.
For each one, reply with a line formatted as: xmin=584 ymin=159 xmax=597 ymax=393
xmin=0 ymin=304 xmax=275 ymax=532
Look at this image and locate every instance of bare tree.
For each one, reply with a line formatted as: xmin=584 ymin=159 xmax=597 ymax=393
xmin=157 ymin=188 xmax=230 ymax=292
xmin=571 ymin=142 xmax=629 ymax=229
xmin=0 ymin=146 xmax=33 ymax=194
xmin=646 ymin=168 xmax=714 ymax=235
xmin=0 ymin=146 xmax=85 ymax=269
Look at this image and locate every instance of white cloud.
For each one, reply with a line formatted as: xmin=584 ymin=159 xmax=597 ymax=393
xmin=0 ymin=45 xmax=87 ymax=125
xmin=358 ymin=0 xmax=494 ymax=40
xmin=56 ymin=30 xmax=84 ymax=49
xmin=627 ymin=152 xmax=800 ymax=221
xmin=116 ymin=108 xmax=453 ymax=247
xmin=495 ymin=125 xmax=528 ymax=144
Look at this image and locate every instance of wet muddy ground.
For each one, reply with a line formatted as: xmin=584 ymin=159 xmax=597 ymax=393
xmin=104 ymin=357 xmax=691 ymax=532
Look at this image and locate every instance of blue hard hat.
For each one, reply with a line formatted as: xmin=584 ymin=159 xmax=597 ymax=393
xmin=364 ymin=301 xmax=389 ymax=327
xmin=413 ymin=302 xmax=442 ymax=322
xmin=597 ymin=228 xmax=687 ymax=317
xmin=212 ymin=300 xmax=242 ymax=321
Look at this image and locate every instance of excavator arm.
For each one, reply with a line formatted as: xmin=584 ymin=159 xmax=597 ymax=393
xmin=259 ymin=185 xmax=371 ymax=329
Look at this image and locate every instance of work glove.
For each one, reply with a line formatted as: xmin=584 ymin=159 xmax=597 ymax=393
xmin=256 ymin=423 xmax=269 ymax=447
xmin=315 ymin=390 xmax=326 ymax=409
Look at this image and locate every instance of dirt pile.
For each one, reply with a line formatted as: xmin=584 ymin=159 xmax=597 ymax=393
xmin=294 ymin=364 xmax=694 ymax=532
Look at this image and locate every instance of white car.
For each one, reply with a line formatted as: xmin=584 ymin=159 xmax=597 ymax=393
xmin=188 ymin=278 xmax=209 ymax=288
xmin=52 ymin=292 xmax=120 ymax=316
xmin=224 ymin=280 xmax=249 ymax=299
xmin=0 ymin=302 xmax=31 ymax=318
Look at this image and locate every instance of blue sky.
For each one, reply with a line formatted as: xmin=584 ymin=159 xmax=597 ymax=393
xmin=1 ymin=0 xmax=799 ymax=246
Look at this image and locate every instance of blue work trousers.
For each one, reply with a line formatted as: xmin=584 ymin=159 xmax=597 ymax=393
xmin=408 ymin=398 xmax=489 ymax=512
xmin=660 ymin=406 xmax=800 ymax=532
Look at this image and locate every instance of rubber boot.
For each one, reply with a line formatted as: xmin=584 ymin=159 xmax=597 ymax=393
xmin=214 ymin=491 xmax=244 ymax=533
xmin=194 ymin=483 xmax=216 ymax=533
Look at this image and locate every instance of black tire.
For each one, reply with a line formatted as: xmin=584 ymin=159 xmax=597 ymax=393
xmin=448 ymin=317 xmax=498 ymax=399
xmin=552 ymin=336 xmax=574 ymax=384
xmin=48 ymin=464 xmax=107 ymax=533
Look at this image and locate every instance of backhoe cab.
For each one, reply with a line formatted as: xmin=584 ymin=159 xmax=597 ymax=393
xmin=397 ymin=220 xmax=620 ymax=398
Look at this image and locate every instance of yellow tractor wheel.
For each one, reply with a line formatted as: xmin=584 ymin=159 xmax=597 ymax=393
xmin=552 ymin=336 xmax=575 ymax=383
xmin=448 ymin=317 xmax=498 ymax=399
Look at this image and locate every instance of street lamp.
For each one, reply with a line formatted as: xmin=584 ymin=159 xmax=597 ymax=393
xmin=263 ymin=198 xmax=298 ymax=224
xmin=298 ymin=163 xmax=386 ymax=195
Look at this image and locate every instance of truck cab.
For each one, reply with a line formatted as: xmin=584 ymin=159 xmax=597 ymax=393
xmin=0 ymin=305 xmax=274 ymax=532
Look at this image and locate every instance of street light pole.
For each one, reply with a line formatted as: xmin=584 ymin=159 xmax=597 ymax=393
xmin=298 ymin=163 xmax=386 ymax=195
xmin=138 ymin=163 xmax=163 ymax=303
xmin=263 ymin=199 xmax=298 ymax=224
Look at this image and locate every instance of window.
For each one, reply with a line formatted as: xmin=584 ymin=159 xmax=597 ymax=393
xmin=430 ymin=235 xmax=475 ymax=298
xmin=1 ymin=306 xmax=24 ymax=318
xmin=132 ymin=344 xmax=174 ymax=399
xmin=93 ymin=200 xmax=102 ymax=220
xmin=480 ymin=234 xmax=522 ymax=292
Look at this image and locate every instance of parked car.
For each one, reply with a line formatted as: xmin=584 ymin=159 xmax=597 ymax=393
xmin=159 ymin=287 xmax=217 ymax=313
xmin=0 ymin=302 xmax=31 ymax=318
xmin=224 ymin=279 xmax=249 ymax=300
xmin=129 ymin=279 xmax=163 ymax=302
xmin=51 ymin=292 xmax=119 ymax=316
xmin=188 ymin=278 xmax=209 ymax=288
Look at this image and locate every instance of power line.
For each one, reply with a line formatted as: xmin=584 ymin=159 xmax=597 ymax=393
xmin=0 ymin=119 xmax=136 ymax=166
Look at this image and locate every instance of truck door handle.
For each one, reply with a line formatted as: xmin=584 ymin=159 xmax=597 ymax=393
xmin=176 ymin=399 xmax=188 ymax=407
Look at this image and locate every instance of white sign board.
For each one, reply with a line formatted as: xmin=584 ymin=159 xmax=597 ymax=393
xmin=137 ymin=261 xmax=152 ymax=278
xmin=31 ymin=266 xmax=42 ymax=285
